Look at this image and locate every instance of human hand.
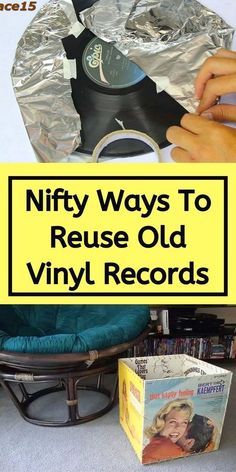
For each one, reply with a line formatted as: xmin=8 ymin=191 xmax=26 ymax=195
xmin=166 ymin=113 xmax=236 ymax=162
xmin=166 ymin=49 xmax=236 ymax=162
xmin=195 ymin=48 xmax=236 ymax=120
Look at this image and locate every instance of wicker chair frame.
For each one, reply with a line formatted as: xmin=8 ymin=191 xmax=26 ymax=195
xmin=0 ymin=327 xmax=150 ymax=427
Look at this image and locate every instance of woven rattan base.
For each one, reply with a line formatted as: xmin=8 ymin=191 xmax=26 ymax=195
xmin=0 ymin=328 xmax=150 ymax=426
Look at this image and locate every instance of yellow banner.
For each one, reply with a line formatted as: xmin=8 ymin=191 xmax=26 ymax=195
xmin=0 ymin=163 xmax=235 ymax=304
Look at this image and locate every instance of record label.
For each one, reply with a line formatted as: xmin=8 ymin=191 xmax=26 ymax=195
xmin=82 ymin=37 xmax=146 ymax=89
xmin=62 ymin=28 xmax=186 ymax=156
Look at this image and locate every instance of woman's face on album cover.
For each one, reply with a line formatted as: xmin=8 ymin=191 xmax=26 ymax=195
xmin=160 ymin=409 xmax=189 ymax=443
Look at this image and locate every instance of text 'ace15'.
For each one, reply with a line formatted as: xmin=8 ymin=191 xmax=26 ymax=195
xmin=0 ymin=2 xmax=37 ymax=11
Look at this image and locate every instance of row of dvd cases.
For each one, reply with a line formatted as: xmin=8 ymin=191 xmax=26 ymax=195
xmin=127 ymin=333 xmax=236 ymax=360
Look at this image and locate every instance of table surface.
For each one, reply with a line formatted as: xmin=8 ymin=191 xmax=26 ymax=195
xmin=0 ymin=0 xmax=236 ymax=163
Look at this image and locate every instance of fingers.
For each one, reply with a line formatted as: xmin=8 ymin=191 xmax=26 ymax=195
xmin=201 ymin=104 xmax=236 ymax=122
xmin=180 ymin=113 xmax=215 ymax=133
xmin=197 ymin=74 xmax=236 ymax=113
xmin=215 ymin=48 xmax=236 ymax=59
xmin=195 ymin=56 xmax=236 ymax=100
xmin=171 ymin=147 xmax=193 ymax=162
xmin=167 ymin=114 xmax=218 ymax=162
xmin=166 ymin=124 xmax=198 ymax=153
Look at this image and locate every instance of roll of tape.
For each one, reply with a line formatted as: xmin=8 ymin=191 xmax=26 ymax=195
xmin=91 ymin=130 xmax=161 ymax=163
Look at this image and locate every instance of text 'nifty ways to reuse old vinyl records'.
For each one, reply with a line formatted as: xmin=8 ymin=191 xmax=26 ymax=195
xmin=0 ymin=163 xmax=233 ymax=304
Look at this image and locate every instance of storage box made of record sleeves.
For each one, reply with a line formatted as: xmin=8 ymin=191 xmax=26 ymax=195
xmin=118 ymin=354 xmax=232 ymax=464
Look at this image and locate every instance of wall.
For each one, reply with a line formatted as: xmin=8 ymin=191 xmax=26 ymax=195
xmin=197 ymin=306 xmax=236 ymax=324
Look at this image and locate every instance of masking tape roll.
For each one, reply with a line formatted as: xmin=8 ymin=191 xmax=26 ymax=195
xmin=91 ymin=130 xmax=161 ymax=163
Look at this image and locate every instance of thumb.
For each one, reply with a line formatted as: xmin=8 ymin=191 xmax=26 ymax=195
xmin=201 ymin=104 xmax=236 ymax=122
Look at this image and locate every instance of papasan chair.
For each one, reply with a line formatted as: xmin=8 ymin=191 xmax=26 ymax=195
xmin=0 ymin=304 xmax=150 ymax=426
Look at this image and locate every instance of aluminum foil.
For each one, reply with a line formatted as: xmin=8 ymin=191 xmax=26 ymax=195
xmin=12 ymin=0 xmax=234 ymax=162
xmin=81 ymin=0 xmax=234 ymax=111
xmin=11 ymin=0 xmax=82 ymax=162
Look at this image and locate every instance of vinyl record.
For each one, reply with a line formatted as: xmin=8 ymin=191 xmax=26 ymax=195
xmin=62 ymin=29 xmax=186 ymax=157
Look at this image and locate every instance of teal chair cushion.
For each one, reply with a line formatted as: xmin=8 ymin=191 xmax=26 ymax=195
xmin=0 ymin=305 xmax=149 ymax=353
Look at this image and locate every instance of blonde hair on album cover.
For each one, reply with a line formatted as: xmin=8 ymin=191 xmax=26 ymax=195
xmin=145 ymin=398 xmax=194 ymax=439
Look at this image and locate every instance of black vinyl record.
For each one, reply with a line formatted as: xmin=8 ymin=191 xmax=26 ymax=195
xmin=62 ymin=28 xmax=186 ymax=157
xmin=72 ymin=0 xmax=98 ymax=13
